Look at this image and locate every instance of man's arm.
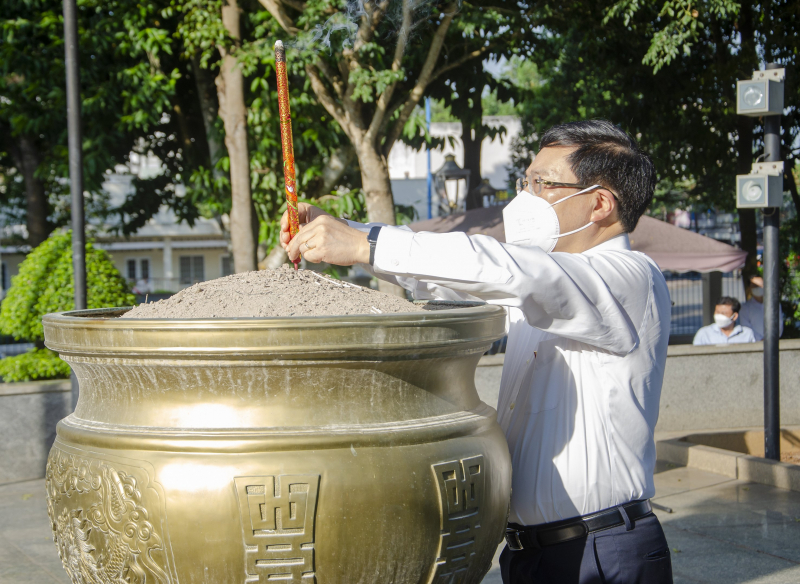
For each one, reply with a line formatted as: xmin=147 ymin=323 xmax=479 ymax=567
xmin=370 ymin=227 xmax=645 ymax=355
xmin=343 ymin=220 xmax=480 ymax=301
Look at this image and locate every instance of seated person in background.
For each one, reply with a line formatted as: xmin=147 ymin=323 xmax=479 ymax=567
xmin=693 ymin=296 xmax=756 ymax=345
xmin=738 ymin=276 xmax=783 ymax=341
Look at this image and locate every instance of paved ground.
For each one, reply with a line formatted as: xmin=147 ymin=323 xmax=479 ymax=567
xmin=2 ymin=461 xmax=800 ymax=583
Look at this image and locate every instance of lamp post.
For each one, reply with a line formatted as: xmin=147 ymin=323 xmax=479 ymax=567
xmin=426 ymin=98 xmax=432 ymax=220
xmin=736 ymin=64 xmax=786 ymax=461
xmin=434 ymin=154 xmax=471 ymax=216
xmin=63 ymin=0 xmax=86 ymax=409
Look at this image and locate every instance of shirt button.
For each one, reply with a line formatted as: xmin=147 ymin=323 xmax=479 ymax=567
xmin=392 ymin=259 xmax=399 ymax=267
xmin=510 ymin=403 xmax=515 ymax=410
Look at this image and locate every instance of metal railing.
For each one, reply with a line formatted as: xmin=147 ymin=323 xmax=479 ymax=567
xmin=663 ymin=270 xmax=744 ymax=336
xmin=0 ymin=336 xmax=35 ymax=359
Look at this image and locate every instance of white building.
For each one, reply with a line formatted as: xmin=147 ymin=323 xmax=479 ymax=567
xmin=97 ymin=172 xmax=232 ymax=294
xmin=388 ymin=116 xmax=521 ymax=220
xmin=1 ymin=117 xmax=521 ymax=296
xmin=0 ymin=155 xmax=233 ymax=298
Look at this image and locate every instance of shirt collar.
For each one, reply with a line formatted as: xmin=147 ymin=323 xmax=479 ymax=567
xmin=712 ymin=323 xmax=742 ymax=336
xmin=583 ymin=233 xmax=631 ymax=255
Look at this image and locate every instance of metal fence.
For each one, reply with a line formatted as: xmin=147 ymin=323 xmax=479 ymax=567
xmin=663 ymin=270 xmax=745 ymax=336
xmin=0 ymin=336 xmax=34 ymax=359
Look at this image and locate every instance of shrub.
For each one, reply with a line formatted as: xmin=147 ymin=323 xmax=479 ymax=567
xmin=0 ymin=230 xmax=134 ymax=381
xmin=0 ymin=348 xmax=72 ymax=382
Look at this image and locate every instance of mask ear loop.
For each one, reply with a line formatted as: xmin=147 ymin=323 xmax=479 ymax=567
xmin=547 ymin=184 xmax=602 ymax=209
xmin=548 ymin=184 xmax=602 ymax=239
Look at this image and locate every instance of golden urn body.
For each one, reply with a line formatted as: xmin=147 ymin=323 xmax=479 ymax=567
xmin=43 ymin=304 xmax=512 ymax=584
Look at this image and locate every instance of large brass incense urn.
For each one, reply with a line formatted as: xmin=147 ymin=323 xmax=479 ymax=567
xmin=43 ymin=304 xmax=511 ymax=584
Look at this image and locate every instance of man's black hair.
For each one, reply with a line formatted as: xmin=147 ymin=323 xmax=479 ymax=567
xmin=539 ymin=120 xmax=656 ymax=233
xmin=716 ymin=296 xmax=741 ymax=314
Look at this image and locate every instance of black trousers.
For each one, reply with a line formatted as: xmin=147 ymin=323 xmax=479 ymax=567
xmin=500 ymin=513 xmax=673 ymax=584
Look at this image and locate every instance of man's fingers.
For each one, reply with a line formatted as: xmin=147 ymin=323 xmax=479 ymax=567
xmin=286 ymin=223 xmax=317 ymax=261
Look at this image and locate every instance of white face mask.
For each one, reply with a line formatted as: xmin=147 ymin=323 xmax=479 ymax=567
xmin=751 ymin=287 xmax=764 ymax=297
xmin=714 ymin=313 xmax=735 ymax=329
xmin=503 ymin=184 xmax=601 ymax=252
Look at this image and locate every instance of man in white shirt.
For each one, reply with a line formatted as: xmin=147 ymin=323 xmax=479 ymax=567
xmin=281 ymin=120 xmax=673 ymax=583
xmin=739 ymin=276 xmax=783 ymax=341
xmin=693 ymin=297 xmax=757 ymax=345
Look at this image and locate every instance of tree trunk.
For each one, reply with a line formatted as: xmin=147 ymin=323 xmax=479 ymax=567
xmin=306 ymin=145 xmax=355 ymax=199
xmin=15 ymin=135 xmax=49 ymax=248
xmin=191 ymin=55 xmax=224 ymax=174
xmin=216 ymin=0 xmax=257 ymax=273
xmin=357 ymin=143 xmax=396 ymax=226
xmin=461 ymin=105 xmax=485 ymax=211
xmin=355 ymin=142 xmax=406 ymax=296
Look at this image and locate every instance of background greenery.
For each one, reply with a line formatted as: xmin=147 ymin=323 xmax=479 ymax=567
xmin=0 ymin=230 xmax=134 ymax=381
xmin=1 ymin=0 xmax=798 ymax=338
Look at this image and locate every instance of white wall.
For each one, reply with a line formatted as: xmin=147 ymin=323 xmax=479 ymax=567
xmin=388 ymin=116 xmax=521 ymax=190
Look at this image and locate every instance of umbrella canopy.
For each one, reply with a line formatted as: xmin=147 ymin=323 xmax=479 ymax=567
xmin=409 ymin=206 xmax=747 ymax=273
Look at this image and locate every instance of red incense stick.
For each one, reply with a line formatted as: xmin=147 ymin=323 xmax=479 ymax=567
xmin=274 ymin=40 xmax=300 ymax=269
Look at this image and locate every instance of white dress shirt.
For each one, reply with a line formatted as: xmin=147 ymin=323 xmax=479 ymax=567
xmin=738 ymin=298 xmax=783 ymax=341
xmin=350 ymin=222 xmax=671 ymax=525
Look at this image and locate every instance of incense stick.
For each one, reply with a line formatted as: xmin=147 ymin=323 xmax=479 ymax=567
xmin=274 ymin=40 xmax=300 ymax=270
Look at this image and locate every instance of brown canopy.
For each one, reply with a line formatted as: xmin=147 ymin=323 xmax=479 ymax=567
xmin=409 ymin=206 xmax=747 ymax=273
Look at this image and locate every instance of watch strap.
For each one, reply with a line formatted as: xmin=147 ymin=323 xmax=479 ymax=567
xmin=367 ymin=226 xmax=383 ymax=265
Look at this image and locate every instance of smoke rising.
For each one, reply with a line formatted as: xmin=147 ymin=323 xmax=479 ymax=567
xmin=290 ymin=0 xmax=437 ymax=53
xmin=292 ymin=0 xmax=367 ymax=52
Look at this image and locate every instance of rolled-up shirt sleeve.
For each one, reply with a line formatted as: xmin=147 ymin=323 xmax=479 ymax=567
xmin=362 ymin=225 xmax=642 ymax=355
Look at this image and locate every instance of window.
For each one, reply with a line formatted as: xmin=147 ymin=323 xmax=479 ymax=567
xmin=180 ymin=256 xmax=205 ymax=285
xmin=126 ymin=258 xmax=151 ymax=282
xmin=221 ymin=255 xmax=233 ymax=277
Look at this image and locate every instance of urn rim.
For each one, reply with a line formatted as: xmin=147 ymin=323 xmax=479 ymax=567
xmin=42 ymin=302 xmax=507 ymax=360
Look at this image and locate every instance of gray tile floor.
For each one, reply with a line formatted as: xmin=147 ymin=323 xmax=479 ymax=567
xmin=3 ymin=462 xmax=800 ymax=583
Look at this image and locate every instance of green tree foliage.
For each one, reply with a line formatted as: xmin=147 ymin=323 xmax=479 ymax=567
xmin=255 ymin=0 xmax=537 ymax=231
xmin=170 ymin=0 xmax=362 ymax=268
xmin=1 ymin=0 xmax=356 ymax=262
xmin=510 ymin=2 xmax=745 ymax=207
xmin=0 ymin=230 xmax=134 ymax=342
xmin=0 ymin=230 xmax=134 ymax=381
xmin=509 ymin=1 xmax=798 ymax=281
xmin=603 ymin=0 xmax=799 ymax=199
xmin=0 ymin=0 xmax=197 ymax=242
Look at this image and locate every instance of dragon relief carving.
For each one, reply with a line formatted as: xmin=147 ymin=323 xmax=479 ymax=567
xmin=45 ymin=447 xmax=172 ymax=584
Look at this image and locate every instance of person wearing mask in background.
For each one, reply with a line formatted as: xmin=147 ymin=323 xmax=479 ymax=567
xmin=281 ymin=120 xmax=674 ymax=584
xmin=693 ymin=297 xmax=756 ymax=345
xmin=739 ymin=276 xmax=783 ymax=341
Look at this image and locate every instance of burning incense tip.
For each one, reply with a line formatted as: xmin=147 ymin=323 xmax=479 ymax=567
xmin=274 ymin=39 xmax=300 ymax=269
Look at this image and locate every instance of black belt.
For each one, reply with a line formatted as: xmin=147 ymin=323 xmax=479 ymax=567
xmin=505 ymin=499 xmax=653 ymax=551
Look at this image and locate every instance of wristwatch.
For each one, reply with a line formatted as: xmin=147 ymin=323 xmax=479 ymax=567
xmin=367 ymin=226 xmax=383 ymax=266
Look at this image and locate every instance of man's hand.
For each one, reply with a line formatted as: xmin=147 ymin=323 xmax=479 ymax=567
xmin=279 ymin=202 xmax=345 ymax=247
xmin=284 ymin=215 xmax=370 ymax=266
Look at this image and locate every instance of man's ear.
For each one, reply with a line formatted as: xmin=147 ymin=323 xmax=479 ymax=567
xmin=590 ymin=190 xmax=617 ymax=224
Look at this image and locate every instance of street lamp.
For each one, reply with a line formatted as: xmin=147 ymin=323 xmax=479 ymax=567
xmin=434 ymin=154 xmax=471 ymax=216
xmin=736 ymin=64 xmax=786 ymax=462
